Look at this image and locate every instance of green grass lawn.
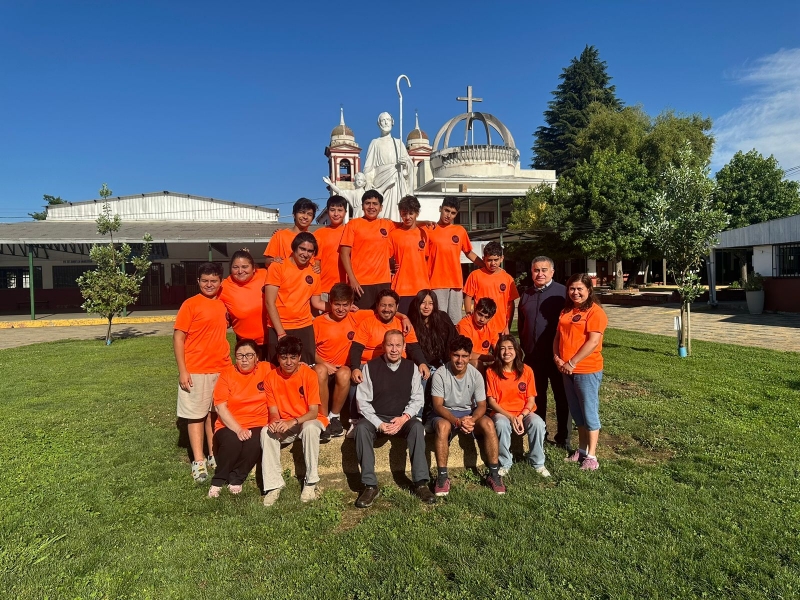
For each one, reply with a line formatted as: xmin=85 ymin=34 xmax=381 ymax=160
xmin=1 ymin=330 xmax=798 ymax=599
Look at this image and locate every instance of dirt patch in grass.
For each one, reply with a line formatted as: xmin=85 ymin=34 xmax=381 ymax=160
xmin=599 ymin=429 xmax=676 ymax=464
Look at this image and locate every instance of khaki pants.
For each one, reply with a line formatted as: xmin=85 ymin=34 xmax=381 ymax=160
xmin=261 ymin=420 xmax=323 ymax=491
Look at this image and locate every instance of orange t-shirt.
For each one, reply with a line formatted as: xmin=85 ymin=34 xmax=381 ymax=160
xmin=213 ymin=362 xmax=272 ymax=430
xmin=339 ymin=217 xmax=396 ymax=285
xmin=219 ymin=269 xmax=268 ymax=344
xmin=389 ymin=227 xmax=430 ymax=296
xmin=263 ymin=229 xmax=298 ymax=260
xmin=558 ymin=303 xmax=608 ymax=374
xmin=425 ymin=224 xmax=473 ymax=289
xmin=265 ymin=363 xmax=328 ymax=427
xmin=314 ymin=224 xmax=347 ymax=294
xmin=353 ymin=313 xmax=418 ymax=363
xmin=265 ymin=259 xmax=322 ymax=329
xmin=456 ymin=315 xmax=496 ymax=356
xmin=174 ymin=293 xmax=231 ymax=373
xmin=463 ymin=268 xmax=520 ymax=337
xmin=312 ymin=310 xmax=371 ymax=366
xmin=486 ymin=365 xmax=537 ymax=416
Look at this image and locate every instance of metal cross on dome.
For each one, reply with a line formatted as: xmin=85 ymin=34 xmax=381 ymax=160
xmin=457 ymin=85 xmax=483 ymax=114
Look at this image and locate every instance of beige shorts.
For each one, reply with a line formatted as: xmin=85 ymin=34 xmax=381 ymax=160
xmin=176 ymin=372 xmax=220 ymax=420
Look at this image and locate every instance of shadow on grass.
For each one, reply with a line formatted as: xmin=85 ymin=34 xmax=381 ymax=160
xmin=111 ymin=327 xmax=162 ymax=340
xmin=604 ymin=342 xmax=671 ymax=356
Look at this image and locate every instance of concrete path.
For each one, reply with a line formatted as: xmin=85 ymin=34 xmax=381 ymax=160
xmin=2 ymin=303 xmax=799 ymax=353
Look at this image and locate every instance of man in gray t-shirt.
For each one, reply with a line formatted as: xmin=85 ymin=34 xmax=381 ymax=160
xmin=430 ymin=335 xmax=505 ymax=496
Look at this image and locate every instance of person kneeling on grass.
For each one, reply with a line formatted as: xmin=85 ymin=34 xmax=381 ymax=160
xmin=431 ymin=335 xmax=506 ymax=496
xmin=208 ymin=339 xmax=272 ymax=498
xmin=261 ymin=336 xmax=328 ymax=506
xmin=354 ymin=330 xmax=436 ymax=508
xmin=486 ymin=335 xmax=550 ymax=478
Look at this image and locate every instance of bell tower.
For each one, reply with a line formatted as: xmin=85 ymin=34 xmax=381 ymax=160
xmin=325 ymin=108 xmax=361 ymax=190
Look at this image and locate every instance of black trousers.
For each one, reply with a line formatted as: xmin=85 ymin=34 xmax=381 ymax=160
xmin=211 ymin=426 xmax=263 ymax=487
xmin=354 ymin=283 xmax=392 ymax=310
xmin=528 ymin=354 xmax=570 ymax=445
xmin=355 ymin=417 xmax=428 ymax=487
xmin=267 ymin=325 xmax=315 ymax=365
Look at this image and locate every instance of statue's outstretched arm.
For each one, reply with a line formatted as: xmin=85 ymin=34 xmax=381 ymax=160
xmin=322 ymin=176 xmax=343 ymax=195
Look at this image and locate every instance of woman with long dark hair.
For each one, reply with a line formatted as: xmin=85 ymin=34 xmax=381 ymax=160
xmin=486 ymin=334 xmax=548 ymax=478
xmin=554 ymin=273 xmax=608 ymax=471
xmin=408 ymin=289 xmax=456 ymax=369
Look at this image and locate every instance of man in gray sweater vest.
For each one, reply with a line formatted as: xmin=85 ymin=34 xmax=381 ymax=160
xmin=353 ymin=330 xmax=436 ymax=507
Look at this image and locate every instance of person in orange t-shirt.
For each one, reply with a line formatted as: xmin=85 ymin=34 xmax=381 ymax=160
xmin=219 ymin=249 xmax=268 ymax=353
xmin=264 ymin=232 xmax=325 ymax=365
xmin=389 ymin=195 xmax=430 ymax=315
xmin=348 ymin=289 xmax=429 ymax=382
xmin=173 ymin=262 xmax=231 ymax=484
xmin=424 ymin=197 xmax=484 ymax=323
xmin=312 ymin=283 xmax=371 ymax=438
xmin=463 ymin=241 xmax=519 ymax=337
xmin=261 ymin=336 xmax=326 ymax=506
xmin=314 ymin=196 xmax=349 ymax=297
xmin=339 ymin=189 xmax=397 ymax=309
xmin=263 ymin=198 xmax=317 ymax=266
xmin=486 ymin=335 xmax=548 ymax=478
xmin=456 ymin=297 xmax=498 ymax=372
xmin=208 ymin=339 xmax=272 ymax=498
xmin=554 ymin=273 xmax=608 ymax=472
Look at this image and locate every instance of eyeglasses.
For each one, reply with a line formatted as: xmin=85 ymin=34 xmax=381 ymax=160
xmin=235 ymin=353 xmax=257 ymax=361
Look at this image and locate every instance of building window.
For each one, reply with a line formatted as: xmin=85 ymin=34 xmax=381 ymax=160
xmin=1 ymin=267 xmax=43 ymax=289
xmin=476 ymin=211 xmax=494 ymax=229
xmin=53 ymin=265 xmax=91 ymax=288
xmin=776 ymin=243 xmax=800 ymax=277
xmin=171 ymin=262 xmax=224 ymax=296
xmin=339 ymin=159 xmax=352 ymax=181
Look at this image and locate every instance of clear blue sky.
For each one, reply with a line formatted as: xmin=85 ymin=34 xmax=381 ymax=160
xmin=2 ymin=0 xmax=799 ymax=222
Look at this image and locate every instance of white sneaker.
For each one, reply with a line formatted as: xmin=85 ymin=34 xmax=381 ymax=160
xmin=262 ymin=488 xmax=282 ymax=507
xmin=300 ymin=483 xmax=320 ymax=503
xmin=191 ymin=460 xmax=208 ymax=483
xmin=535 ymin=466 xmax=551 ymax=478
xmin=206 ymin=455 xmax=217 ymax=470
xmin=498 ymin=467 xmax=509 ymax=477
xmin=207 ymin=485 xmax=222 ymax=498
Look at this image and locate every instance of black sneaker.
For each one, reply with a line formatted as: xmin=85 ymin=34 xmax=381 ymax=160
xmin=320 ymin=427 xmax=331 ymax=444
xmin=355 ymin=486 xmax=380 ymax=508
xmin=413 ymin=482 xmax=437 ymax=504
xmin=327 ymin=417 xmax=344 ymax=438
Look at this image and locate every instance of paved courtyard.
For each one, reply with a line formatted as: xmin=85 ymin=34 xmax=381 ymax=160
xmin=1 ymin=302 xmax=798 ymax=352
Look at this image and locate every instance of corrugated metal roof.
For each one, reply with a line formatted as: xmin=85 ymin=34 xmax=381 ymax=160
xmin=715 ymin=214 xmax=800 ymax=248
xmin=46 ymin=191 xmax=279 ymax=222
xmin=0 ymin=221 xmax=301 ymax=244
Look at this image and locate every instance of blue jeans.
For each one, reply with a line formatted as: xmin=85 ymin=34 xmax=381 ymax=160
xmin=562 ymin=371 xmax=602 ymax=431
xmin=492 ymin=412 xmax=546 ymax=470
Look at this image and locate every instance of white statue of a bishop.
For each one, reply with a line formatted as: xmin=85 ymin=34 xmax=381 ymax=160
xmin=363 ymin=112 xmax=413 ymax=221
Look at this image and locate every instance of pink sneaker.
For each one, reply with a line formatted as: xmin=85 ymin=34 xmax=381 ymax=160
xmin=485 ymin=474 xmax=506 ymax=495
xmin=434 ymin=478 xmax=451 ymax=497
xmin=564 ymin=450 xmax=585 ymax=463
xmin=580 ymin=456 xmax=599 ymax=471
xmin=228 ymin=484 xmax=243 ymax=495
xmin=207 ymin=485 xmax=222 ymax=498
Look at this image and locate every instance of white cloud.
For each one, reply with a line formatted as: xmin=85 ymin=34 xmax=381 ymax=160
xmin=713 ymin=48 xmax=800 ymax=176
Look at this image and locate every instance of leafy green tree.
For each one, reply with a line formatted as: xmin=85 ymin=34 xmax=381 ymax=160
xmin=542 ymin=149 xmax=653 ymax=289
xmin=576 ymin=104 xmax=650 ymax=160
xmin=644 ymin=146 xmax=728 ymax=355
xmin=29 ymin=194 xmax=66 ymax=220
xmin=77 ymin=184 xmax=152 ymax=345
xmin=639 ymin=110 xmax=714 ymax=182
xmin=532 ymin=45 xmax=621 ymax=176
xmin=715 ymin=149 xmax=800 ymax=230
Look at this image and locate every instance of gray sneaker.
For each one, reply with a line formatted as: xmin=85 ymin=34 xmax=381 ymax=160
xmin=191 ymin=460 xmax=208 ymax=483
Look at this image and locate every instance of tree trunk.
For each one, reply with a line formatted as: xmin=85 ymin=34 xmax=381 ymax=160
xmin=106 ymin=317 xmax=113 ymax=345
xmin=686 ymin=301 xmax=692 ymax=355
xmin=740 ymin=264 xmax=748 ymax=284
xmin=641 ymin=260 xmax=650 ymax=285
xmin=679 ymin=301 xmax=686 ymax=348
xmin=614 ymin=260 xmax=624 ymax=290
xmin=663 ymin=258 xmax=668 ymax=285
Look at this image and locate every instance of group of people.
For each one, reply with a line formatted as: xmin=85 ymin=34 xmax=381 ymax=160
xmin=173 ymin=192 xmax=608 ymax=508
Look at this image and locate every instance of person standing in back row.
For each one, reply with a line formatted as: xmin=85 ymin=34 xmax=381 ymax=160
xmin=424 ymin=197 xmax=484 ymax=324
xmin=517 ymin=256 xmax=570 ymax=447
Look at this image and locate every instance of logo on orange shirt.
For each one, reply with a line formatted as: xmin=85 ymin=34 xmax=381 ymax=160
xmin=572 ymin=314 xmax=582 ymax=322
xmin=299 ymin=386 xmax=305 ymax=396
xmin=518 ymin=382 xmax=527 ymax=392
xmin=305 ymin=275 xmax=314 ymax=285
xmin=257 ymin=382 xmax=265 ymax=391
xmin=347 ymin=331 xmax=355 ymax=340
xmin=380 ymin=228 xmax=388 ymax=236
xmin=418 ymin=240 xmax=425 ymax=249
xmin=500 ymin=283 xmax=507 ymax=291
xmin=482 ymin=340 xmax=490 ymax=348
xmin=451 ymin=235 xmax=459 ymax=243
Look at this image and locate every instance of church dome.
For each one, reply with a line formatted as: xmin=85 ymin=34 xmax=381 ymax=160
xmin=407 ymin=128 xmax=428 ymax=142
xmin=331 ymin=123 xmax=355 ymax=138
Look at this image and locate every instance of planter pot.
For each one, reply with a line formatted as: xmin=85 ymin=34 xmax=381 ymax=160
xmin=746 ymin=290 xmax=764 ymax=315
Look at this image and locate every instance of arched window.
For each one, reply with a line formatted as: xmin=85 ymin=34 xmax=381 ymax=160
xmin=339 ymin=159 xmax=352 ymax=181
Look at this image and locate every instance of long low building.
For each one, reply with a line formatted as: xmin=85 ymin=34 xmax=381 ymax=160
xmin=714 ymin=213 xmax=800 ymax=312
xmin=0 ymin=192 xmax=281 ymax=312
